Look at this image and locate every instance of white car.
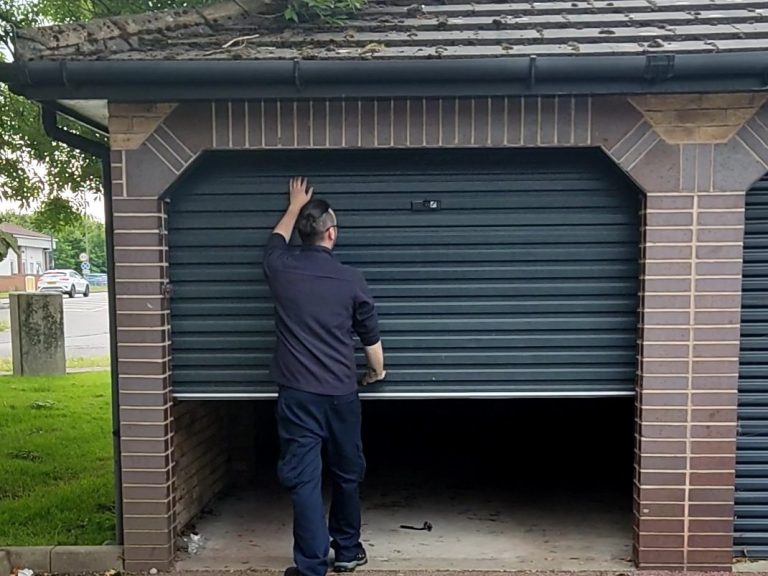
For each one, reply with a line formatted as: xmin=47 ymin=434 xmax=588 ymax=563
xmin=37 ymin=269 xmax=91 ymax=298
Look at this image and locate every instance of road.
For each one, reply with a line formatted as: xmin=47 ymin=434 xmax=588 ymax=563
xmin=0 ymin=292 xmax=110 ymax=360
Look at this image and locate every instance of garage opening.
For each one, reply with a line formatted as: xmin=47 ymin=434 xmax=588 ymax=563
xmin=166 ymin=148 xmax=641 ymax=570
xmin=173 ymin=397 xmax=634 ymax=571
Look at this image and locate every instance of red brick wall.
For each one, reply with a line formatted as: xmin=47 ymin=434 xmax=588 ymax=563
xmin=110 ymin=95 xmax=768 ymax=571
xmin=0 ymin=275 xmax=39 ymax=292
xmin=173 ymin=401 xmax=229 ymax=529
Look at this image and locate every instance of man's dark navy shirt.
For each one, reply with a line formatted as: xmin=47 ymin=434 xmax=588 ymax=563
xmin=263 ymin=233 xmax=380 ymax=396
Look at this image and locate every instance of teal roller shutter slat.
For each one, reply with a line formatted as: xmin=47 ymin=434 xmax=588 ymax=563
xmin=168 ymin=149 xmax=640 ymax=397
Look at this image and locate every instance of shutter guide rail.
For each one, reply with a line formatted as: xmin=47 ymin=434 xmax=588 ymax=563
xmin=736 ymin=179 xmax=768 ymax=557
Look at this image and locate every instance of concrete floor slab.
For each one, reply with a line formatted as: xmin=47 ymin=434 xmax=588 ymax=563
xmin=176 ymin=476 xmax=632 ymax=572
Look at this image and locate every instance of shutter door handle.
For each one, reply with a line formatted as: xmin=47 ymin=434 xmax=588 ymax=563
xmin=411 ymin=200 xmax=441 ymax=211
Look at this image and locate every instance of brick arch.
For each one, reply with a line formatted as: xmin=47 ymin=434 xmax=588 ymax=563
xmin=112 ymin=96 xmax=636 ymax=200
xmin=112 ymin=96 xmax=768 ymax=198
xmin=109 ymin=95 xmax=768 ymax=572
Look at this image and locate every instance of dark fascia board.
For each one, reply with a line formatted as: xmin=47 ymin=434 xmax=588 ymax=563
xmin=2 ymin=52 xmax=768 ymax=100
xmin=46 ymin=101 xmax=110 ymax=135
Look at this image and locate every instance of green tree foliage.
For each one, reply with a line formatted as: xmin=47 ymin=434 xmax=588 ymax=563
xmin=0 ymin=228 xmax=18 ymax=260
xmin=1 ymin=0 xmax=365 ymax=214
xmin=284 ymin=0 xmax=366 ymax=22
xmin=0 ymin=208 xmax=106 ymax=272
xmin=0 ymin=1 xmax=219 ymax=213
xmin=52 ymin=218 xmax=106 ymax=272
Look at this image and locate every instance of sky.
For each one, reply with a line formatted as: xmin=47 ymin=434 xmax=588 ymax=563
xmin=0 ymin=193 xmax=105 ymax=223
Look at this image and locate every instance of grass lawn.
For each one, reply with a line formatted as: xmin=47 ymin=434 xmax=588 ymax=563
xmin=0 ymin=356 xmax=111 ymax=374
xmin=67 ymin=356 xmax=111 ymax=369
xmin=0 ymin=371 xmax=115 ymax=546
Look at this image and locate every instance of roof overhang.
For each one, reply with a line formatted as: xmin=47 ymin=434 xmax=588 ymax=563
xmin=3 ymin=51 xmax=768 ymax=127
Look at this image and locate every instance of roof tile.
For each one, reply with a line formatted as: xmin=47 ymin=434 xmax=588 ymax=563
xmin=14 ymin=0 xmax=768 ymax=62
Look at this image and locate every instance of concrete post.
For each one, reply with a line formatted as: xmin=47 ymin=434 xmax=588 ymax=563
xmin=10 ymin=292 xmax=66 ymax=376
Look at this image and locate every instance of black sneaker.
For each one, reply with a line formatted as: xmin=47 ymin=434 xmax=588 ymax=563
xmin=284 ymin=567 xmax=301 ymax=576
xmin=333 ymin=550 xmax=368 ymax=573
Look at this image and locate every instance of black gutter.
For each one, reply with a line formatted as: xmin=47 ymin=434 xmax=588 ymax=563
xmin=41 ymin=105 xmax=123 ymax=547
xmin=2 ymin=52 xmax=768 ymax=100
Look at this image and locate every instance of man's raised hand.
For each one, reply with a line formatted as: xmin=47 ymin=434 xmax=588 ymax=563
xmin=289 ymin=177 xmax=313 ymax=210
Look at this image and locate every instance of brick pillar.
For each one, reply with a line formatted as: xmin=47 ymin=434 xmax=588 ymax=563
xmin=111 ymin=146 xmax=175 ymax=571
xmin=634 ymin=182 xmax=742 ymax=570
xmin=606 ymin=98 xmax=768 ymax=568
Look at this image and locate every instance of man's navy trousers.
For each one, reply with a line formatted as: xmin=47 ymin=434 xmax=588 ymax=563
xmin=276 ymin=385 xmax=366 ymax=576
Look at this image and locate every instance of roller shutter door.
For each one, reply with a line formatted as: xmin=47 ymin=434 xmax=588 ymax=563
xmin=167 ymin=148 xmax=640 ymax=398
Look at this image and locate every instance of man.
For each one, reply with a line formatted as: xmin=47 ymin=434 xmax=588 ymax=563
xmin=263 ymin=177 xmax=386 ymax=576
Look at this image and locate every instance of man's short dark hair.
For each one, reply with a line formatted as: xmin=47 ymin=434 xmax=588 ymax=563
xmin=297 ymin=198 xmax=335 ymax=245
